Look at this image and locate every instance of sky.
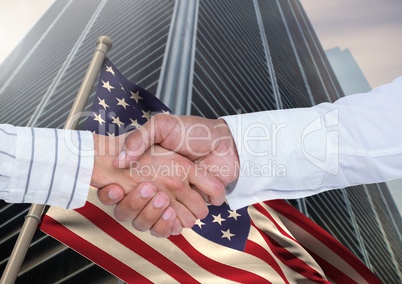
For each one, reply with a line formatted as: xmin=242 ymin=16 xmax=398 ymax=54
xmin=300 ymin=0 xmax=402 ymax=89
xmin=0 ymin=0 xmax=54 ymax=65
xmin=0 ymin=1 xmax=401 ymax=214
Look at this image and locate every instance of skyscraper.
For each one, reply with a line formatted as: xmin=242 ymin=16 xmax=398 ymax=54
xmin=326 ymin=47 xmax=372 ymax=96
xmin=1 ymin=0 xmax=401 ymax=283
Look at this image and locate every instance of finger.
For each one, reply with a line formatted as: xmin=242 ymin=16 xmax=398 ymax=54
xmin=170 ymin=199 xmax=197 ymax=228
xmin=149 ymin=207 xmax=177 ymax=238
xmin=167 ymin=180 xmax=208 ymax=221
xmin=113 ymin=183 xmax=157 ymax=222
xmin=113 ymin=126 xmax=152 ymax=168
xmin=97 ymin=184 xmax=125 ymax=206
xmin=113 ymin=115 xmax=165 ymax=169
xmin=190 ymin=185 xmax=210 ymax=204
xmin=113 ymin=114 xmax=186 ymax=169
xmin=170 ymin=218 xmax=183 ymax=236
xmin=188 ymin=164 xmax=226 ymax=206
xmin=132 ymin=191 xmax=170 ymax=232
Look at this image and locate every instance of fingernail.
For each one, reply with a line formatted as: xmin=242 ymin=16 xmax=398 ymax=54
xmin=140 ymin=184 xmax=156 ymax=198
xmin=108 ymin=187 xmax=121 ymax=200
xmin=115 ymin=150 xmax=126 ymax=168
xmin=162 ymin=207 xmax=174 ymax=220
xmin=153 ymin=194 xmax=168 ymax=208
xmin=118 ymin=150 xmax=126 ymax=161
xmin=113 ymin=151 xmax=126 ymax=168
xmin=171 ymin=228 xmax=182 ymax=236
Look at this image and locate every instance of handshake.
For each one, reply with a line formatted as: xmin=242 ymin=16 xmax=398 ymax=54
xmin=91 ymin=114 xmax=239 ymax=238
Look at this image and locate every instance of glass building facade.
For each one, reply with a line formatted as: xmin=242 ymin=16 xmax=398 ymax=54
xmin=1 ymin=0 xmax=401 ymax=283
xmin=325 ymin=47 xmax=372 ymax=96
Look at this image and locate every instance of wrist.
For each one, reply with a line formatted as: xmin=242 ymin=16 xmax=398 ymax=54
xmin=215 ymin=118 xmax=240 ymax=183
xmin=91 ymin=134 xmax=122 ymax=188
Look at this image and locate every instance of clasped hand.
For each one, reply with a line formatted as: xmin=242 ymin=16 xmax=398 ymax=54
xmin=91 ymin=114 xmax=239 ymax=238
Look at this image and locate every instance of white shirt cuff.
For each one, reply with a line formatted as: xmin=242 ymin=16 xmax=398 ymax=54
xmin=8 ymin=128 xmax=94 ymax=209
xmin=221 ymin=108 xmax=330 ymax=210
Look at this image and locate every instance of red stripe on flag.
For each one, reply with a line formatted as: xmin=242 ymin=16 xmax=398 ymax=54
xmin=249 ymin=215 xmax=329 ymax=283
xmin=262 ymin=231 xmax=329 ymax=283
xmin=252 ymin=203 xmax=296 ymax=241
xmin=306 ymin=249 xmax=359 ymax=284
xmin=265 ymin=200 xmax=382 ymax=284
xmin=76 ymin=202 xmax=200 ymax=284
xmin=41 ymin=215 xmax=151 ymax=283
xmin=169 ymin=234 xmax=272 ymax=283
xmin=244 ymin=238 xmax=288 ymax=284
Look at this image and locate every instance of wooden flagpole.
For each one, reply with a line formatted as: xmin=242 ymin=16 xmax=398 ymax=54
xmin=0 ymin=36 xmax=112 ymax=284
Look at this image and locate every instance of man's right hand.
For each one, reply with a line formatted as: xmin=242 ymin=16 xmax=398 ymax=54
xmin=114 ymin=114 xmax=240 ymax=205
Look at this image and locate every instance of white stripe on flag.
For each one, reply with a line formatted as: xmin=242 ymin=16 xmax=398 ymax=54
xmin=46 ymin=204 xmax=181 ymax=283
xmin=179 ymin=226 xmax=287 ymax=282
xmin=277 ymin=211 xmax=371 ymax=284
xmin=250 ymin=203 xmax=330 ymax=282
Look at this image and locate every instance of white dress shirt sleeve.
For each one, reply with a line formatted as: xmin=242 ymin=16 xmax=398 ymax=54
xmin=0 ymin=126 xmax=94 ymax=209
xmin=222 ymin=76 xmax=402 ymax=210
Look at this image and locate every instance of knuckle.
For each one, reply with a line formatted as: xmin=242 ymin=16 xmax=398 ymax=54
xmin=113 ymin=206 xmax=129 ymax=222
xmin=171 ymin=220 xmax=183 ymax=236
xmin=166 ymin=178 xmax=184 ymax=191
xmin=210 ymin=183 xmax=226 ymax=205
xmin=197 ymin=206 xmax=209 ymax=220
xmin=132 ymin=220 xmax=148 ymax=232
xmin=151 ymin=227 xmax=170 ymax=238
xmin=125 ymin=134 xmax=140 ymax=151
xmin=181 ymin=216 xmax=196 ymax=228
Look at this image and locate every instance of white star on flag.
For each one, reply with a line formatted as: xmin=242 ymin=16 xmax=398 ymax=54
xmin=98 ymin=97 xmax=109 ymax=109
xmin=227 ymin=210 xmax=241 ymax=220
xmin=221 ymin=229 xmax=235 ymax=241
xmin=111 ymin=116 xmax=124 ymax=128
xmin=102 ymin=80 xmax=115 ymax=92
xmin=129 ymin=118 xmax=141 ymax=129
xmin=116 ymin=97 xmax=130 ymax=109
xmin=130 ymin=90 xmax=142 ymax=103
xmin=195 ymin=219 xmax=206 ymax=229
xmin=105 ymin=65 xmax=115 ymax=76
xmin=93 ymin=113 xmax=105 ymax=125
xmin=212 ymin=214 xmax=226 ymax=226
xmin=141 ymin=110 xmax=151 ymax=120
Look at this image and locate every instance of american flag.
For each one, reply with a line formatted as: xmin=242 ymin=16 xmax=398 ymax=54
xmin=41 ymin=59 xmax=381 ymax=283
xmin=85 ymin=58 xmax=171 ymax=137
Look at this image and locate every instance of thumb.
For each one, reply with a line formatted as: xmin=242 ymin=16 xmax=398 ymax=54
xmin=97 ymin=184 xmax=125 ymax=206
xmin=112 ymin=124 xmax=152 ymax=168
xmin=113 ymin=114 xmax=183 ymax=168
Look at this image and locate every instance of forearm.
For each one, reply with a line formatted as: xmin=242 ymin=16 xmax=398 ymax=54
xmin=222 ymin=76 xmax=402 ymax=209
xmin=222 ymin=107 xmax=328 ymax=208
